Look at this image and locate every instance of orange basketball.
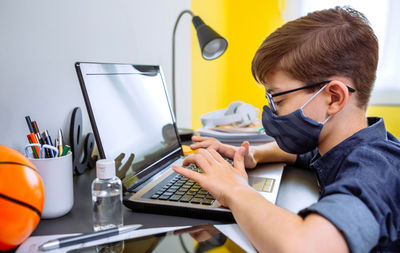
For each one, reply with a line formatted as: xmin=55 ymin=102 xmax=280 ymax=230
xmin=0 ymin=145 xmax=44 ymax=251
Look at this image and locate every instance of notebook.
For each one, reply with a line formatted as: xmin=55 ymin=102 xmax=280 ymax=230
xmin=75 ymin=62 xmax=284 ymax=220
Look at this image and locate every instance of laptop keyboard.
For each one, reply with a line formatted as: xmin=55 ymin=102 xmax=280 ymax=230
xmin=147 ymin=164 xmax=216 ymax=205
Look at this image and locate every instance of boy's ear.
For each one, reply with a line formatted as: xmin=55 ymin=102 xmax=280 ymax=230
xmin=325 ymin=80 xmax=350 ymax=114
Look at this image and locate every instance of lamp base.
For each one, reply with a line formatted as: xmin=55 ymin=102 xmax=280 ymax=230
xmin=178 ymin=128 xmax=194 ymax=142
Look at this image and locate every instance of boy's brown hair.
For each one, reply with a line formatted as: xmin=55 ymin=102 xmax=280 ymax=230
xmin=251 ymin=6 xmax=378 ymax=109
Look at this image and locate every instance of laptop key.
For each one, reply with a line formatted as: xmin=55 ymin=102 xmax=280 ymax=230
xmin=151 ymin=194 xmax=160 ymax=199
xmin=190 ymin=197 xmax=203 ymax=204
xmin=198 ymin=189 xmax=207 ymax=194
xmin=205 ymin=194 xmax=215 ymax=200
xmin=189 ymin=188 xmax=199 ymax=193
xmin=187 ymin=164 xmax=196 ymax=170
xmin=180 ymin=194 xmax=193 ymax=202
xmin=194 ymin=194 xmax=205 ymax=199
xmin=169 ymin=194 xmax=183 ymax=201
xmin=159 ymin=194 xmax=171 ymax=200
xmin=201 ymin=198 xmax=214 ymax=205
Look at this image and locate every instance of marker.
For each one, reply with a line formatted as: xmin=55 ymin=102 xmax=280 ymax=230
xmin=61 ymin=145 xmax=70 ymax=156
xmin=25 ymin=116 xmax=34 ymax=133
xmin=38 ymin=224 xmax=142 ymax=251
xmin=27 ymin=134 xmax=39 ymax=158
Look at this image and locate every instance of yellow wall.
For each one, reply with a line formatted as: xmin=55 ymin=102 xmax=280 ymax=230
xmin=190 ymin=1 xmax=400 ymax=137
xmin=191 ymin=0 xmax=284 ymax=129
xmin=367 ymin=105 xmax=400 ymax=137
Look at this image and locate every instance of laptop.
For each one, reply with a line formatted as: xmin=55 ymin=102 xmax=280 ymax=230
xmin=75 ymin=62 xmax=284 ymax=220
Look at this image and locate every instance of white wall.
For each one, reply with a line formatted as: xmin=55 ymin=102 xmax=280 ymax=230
xmin=0 ymin=0 xmax=191 ymax=151
xmin=282 ymin=0 xmax=400 ymax=105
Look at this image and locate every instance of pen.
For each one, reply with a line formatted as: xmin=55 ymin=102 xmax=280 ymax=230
xmin=54 ymin=139 xmax=59 ymax=155
xmin=42 ymin=130 xmax=55 ymax=158
xmin=32 ymin=121 xmax=40 ymax=133
xmin=25 ymin=116 xmax=34 ymax=133
xmin=32 ymin=121 xmax=43 ymax=144
xmin=38 ymin=224 xmax=142 ymax=251
xmin=41 ymin=131 xmax=51 ymax=158
xmin=58 ymin=129 xmax=64 ymax=157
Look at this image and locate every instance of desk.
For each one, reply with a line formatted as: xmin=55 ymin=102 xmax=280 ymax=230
xmin=32 ymin=164 xmax=319 ymax=236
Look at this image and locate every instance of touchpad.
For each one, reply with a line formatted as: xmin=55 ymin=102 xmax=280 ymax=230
xmin=248 ymin=176 xmax=275 ymax=193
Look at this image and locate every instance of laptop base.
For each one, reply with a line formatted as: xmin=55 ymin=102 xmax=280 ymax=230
xmin=123 ymin=193 xmax=235 ymax=222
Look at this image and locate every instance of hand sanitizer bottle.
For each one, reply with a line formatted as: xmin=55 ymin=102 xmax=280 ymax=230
xmin=91 ymin=159 xmax=123 ymax=231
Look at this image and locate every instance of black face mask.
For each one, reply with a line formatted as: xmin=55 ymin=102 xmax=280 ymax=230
xmin=261 ymin=85 xmax=331 ymax=154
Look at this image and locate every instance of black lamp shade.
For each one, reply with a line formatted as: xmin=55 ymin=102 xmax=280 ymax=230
xmin=192 ymin=16 xmax=228 ymax=60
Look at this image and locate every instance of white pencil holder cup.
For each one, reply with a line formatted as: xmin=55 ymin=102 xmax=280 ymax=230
xmin=29 ymin=151 xmax=74 ymax=219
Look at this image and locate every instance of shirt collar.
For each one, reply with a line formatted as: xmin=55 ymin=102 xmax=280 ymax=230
xmin=310 ymin=117 xmax=387 ymax=187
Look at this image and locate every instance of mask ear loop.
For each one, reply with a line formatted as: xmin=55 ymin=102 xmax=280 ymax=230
xmin=300 ymin=84 xmax=332 ymax=124
xmin=300 ymin=84 xmax=329 ymax=110
xmin=322 ymin=115 xmax=332 ymax=124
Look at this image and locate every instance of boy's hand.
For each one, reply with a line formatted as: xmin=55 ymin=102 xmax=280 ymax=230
xmin=190 ymin=136 xmax=257 ymax=168
xmin=172 ymin=146 xmax=250 ymax=207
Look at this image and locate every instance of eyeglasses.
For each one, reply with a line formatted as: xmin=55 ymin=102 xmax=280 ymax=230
xmin=265 ymin=80 xmax=356 ymax=113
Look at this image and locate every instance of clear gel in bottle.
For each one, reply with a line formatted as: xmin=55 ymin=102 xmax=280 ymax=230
xmin=91 ymin=159 xmax=123 ymax=231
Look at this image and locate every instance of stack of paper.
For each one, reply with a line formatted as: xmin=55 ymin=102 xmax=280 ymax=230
xmin=195 ymin=127 xmax=274 ymax=146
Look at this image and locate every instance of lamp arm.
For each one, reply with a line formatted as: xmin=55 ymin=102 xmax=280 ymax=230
xmin=172 ymin=10 xmax=194 ymax=117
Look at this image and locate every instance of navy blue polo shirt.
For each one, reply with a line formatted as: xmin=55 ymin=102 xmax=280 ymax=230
xmin=295 ymin=117 xmax=400 ymax=253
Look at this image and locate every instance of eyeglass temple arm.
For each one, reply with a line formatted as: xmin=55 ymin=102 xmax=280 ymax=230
xmin=271 ymin=80 xmax=355 ymax=97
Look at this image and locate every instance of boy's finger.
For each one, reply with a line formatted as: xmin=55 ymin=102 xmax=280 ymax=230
xmin=172 ymin=165 xmax=203 ymax=183
xmin=182 ymin=153 xmax=210 ymax=169
xmin=207 ymin=147 xmax=227 ymax=164
xmin=233 ymin=147 xmax=246 ymax=172
xmin=240 ymin=141 xmax=250 ymax=155
xmin=192 ymin=136 xmax=212 ymax=142
xmin=190 ymin=141 xmax=212 ymax=150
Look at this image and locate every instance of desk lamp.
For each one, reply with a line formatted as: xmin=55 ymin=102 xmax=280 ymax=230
xmin=172 ymin=10 xmax=228 ymax=141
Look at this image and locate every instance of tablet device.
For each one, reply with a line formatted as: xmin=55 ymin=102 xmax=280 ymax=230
xmin=67 ymin=224 xmax=246 ymax=253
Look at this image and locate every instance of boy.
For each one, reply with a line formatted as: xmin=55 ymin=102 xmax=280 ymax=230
xmin=173 ymin=6 xmax=400 ymax=253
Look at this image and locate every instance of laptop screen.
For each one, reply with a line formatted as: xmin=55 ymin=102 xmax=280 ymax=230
xmin=76 ymin=63 xmax=182 ymax=188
